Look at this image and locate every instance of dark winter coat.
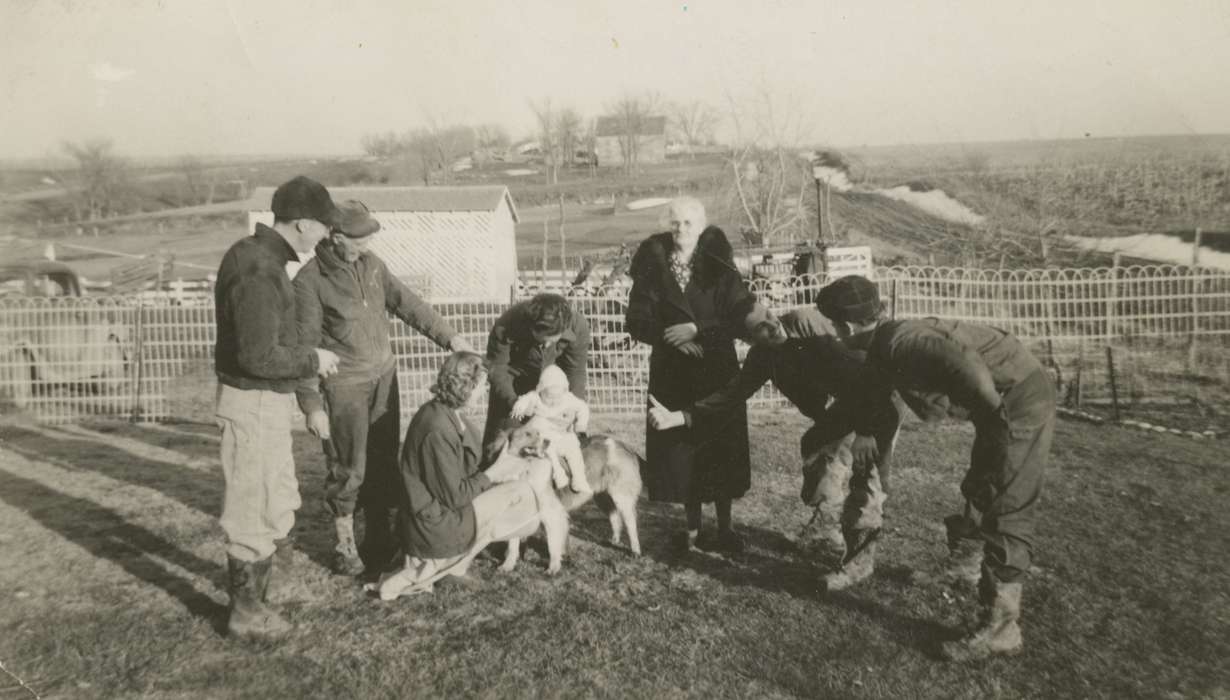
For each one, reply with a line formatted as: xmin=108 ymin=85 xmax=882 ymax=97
xmin=482 ymin=301 xmax=590 ymax=450
xmin=396 ymin=398 xmax=492 ymax=559
xmin=626 ymin=227 xmax=753 ymax=504
xmin=214 ymin=224 xmax=318 ymax=392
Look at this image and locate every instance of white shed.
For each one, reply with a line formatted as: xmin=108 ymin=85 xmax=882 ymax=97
xmin=248 ymin=185 xmax=519 ymax=301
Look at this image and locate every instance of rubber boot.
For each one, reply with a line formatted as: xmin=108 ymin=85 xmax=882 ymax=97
xmin=226 ymin=555 xmax=292 ymax=640
xmin=798 ymin=504 xmax=846 ymax=569
xmin=822 ymin=529 xmax=878 ymax=592
xmin=358 ymin=507 xmax=397 ymax=579
xmin=272 ymin=535 xmax=295 ymax=569
xmin=941 ymin=566 xmax=1024 ymax=661
xmin=333 ymin=515 xmax=365 ymax=576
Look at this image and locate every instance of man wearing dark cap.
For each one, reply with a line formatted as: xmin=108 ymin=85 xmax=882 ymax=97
xmin=648 ymin=296 xmax=903 ymax=585
xmin=295 ymin=200 xmax=473 ymax=577
xmin=816 ymin=274 xmax=1057 ymax=661
xmin=214 ymin=175 xmax=342 ymax=640
xmin=482 ymin=293 xmax=590 ymax=457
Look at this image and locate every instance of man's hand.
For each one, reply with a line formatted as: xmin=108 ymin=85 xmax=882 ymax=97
xmin=315 ymin=348 xmax=340 ymax=378
xmin=851 ymin=434 xmax=880 ymax=469
xmin=307 ymin=410 xmax=331 ymax=440
xmin=449 ymin=335 xmax=475 ymax=353
xmin=648 ymin=395 xmax=686 ymax=430
xmin=676 ymin=341 xmax=704 ymax=358
xmin=510 ymin=392 xmax=540 ymax=420
xmin=663 ymin=322 xmax=699 ymax=347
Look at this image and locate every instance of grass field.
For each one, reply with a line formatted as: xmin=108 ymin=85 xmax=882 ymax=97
xmin=1 ymin=382 xmax=1228 ymax=698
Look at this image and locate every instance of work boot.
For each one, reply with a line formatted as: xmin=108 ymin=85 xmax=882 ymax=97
xmin=914 ymin=515 xmax=984 ymax=586
xmin=798 ymin=505 xmax=846 ymax=569
xmin=333 ymin=515 xmax=365 ymax=576
xmin=941 ymin=567 xmax=1024 ymax=661
xmin=358 ymin=507 xmax=397 ymax=578
xmin=822 ymin=530 xmax=878 ymax=592
xmin=942 ymin=538 xmax=985 ymax=586
xmin=226 ymin=555 xmax=293 ymax=641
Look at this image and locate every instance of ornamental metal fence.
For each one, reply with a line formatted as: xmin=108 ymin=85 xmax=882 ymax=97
xmin=1 ymin=266 xmax=1227 ymax=426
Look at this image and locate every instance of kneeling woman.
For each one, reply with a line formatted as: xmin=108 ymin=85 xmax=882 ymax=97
xmin=378 ymin=351 xmax=547 ymax=600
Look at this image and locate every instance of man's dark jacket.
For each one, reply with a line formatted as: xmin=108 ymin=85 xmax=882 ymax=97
xmin=214 ymin=224 xmax=318 ymax=391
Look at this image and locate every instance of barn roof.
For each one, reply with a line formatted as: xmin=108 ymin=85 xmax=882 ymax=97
xmin=248 ymin=185 xmax=518 ymax=222
xmin=594 ymin=115 xmax=668 ymax=138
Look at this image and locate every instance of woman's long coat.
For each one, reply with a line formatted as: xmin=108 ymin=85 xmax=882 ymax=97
xmin=626 ymin=227 xmax=753 ymax=504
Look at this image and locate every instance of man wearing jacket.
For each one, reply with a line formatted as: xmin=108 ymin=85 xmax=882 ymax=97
xmin=816 ymin=274 xmax=1056 ymax=662
xmin=482 ymin=293 xmax=589 ymax=458
xmin=649 ymin=297 xmax=903 ymax=588
xmin=215 ymin=175 xmax=341 ymax=640
xmin=295 ymin=200 xmax=472 ymax=577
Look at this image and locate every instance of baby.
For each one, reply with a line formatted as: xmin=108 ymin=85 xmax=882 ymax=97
xmin=510 ymin=365 xmax=593 ymax=494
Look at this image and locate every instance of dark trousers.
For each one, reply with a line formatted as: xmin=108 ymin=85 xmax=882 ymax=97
xmin=965 ymin=369 xmax=1056 ymax=583
xmin=323 ymin=367 xmax=401 ymax=565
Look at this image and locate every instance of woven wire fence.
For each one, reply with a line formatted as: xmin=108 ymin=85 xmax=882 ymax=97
xmin=2 ymin=266 xmax=1227 ymax=426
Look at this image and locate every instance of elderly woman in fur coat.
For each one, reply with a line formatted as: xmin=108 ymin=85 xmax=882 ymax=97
xmin=626 ymin=196 xmax=753 ymax=553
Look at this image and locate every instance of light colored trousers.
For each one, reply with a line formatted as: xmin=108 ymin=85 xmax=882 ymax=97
xmin=802 ymin=432 xmax=890 ymax=540
xmin=216 ymin=385 xmax=301 ymax=562
xmin=377 ymin=479 xmax=545 ymax=600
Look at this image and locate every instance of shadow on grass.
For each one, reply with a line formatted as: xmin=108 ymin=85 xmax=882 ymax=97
xmin=566 ymin=495 xmax=954 ymax=656
xmin=0 ymin=425 xmax=221 ymax=519
xmin=0 ymin=423 xmax=357 ymax=574
xmin=0 ymin=466 xmax=227 ymax=635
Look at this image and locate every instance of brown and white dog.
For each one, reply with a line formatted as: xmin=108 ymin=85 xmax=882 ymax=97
xmin=487 ymin=423 xmax=643 ymax=574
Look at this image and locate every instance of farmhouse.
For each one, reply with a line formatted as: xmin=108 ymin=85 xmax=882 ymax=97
xmin=248 ymin=185 xmax=518 ymax=301
xmin=593 ymin=115 xmax=668 ymax=167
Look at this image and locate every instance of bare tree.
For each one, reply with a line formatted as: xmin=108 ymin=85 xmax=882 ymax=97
xmin=720 ymin=86 xmax=814 ymax=247
xmin=556 ymin=108 xmax=583 ymax=170
xmin=529 ymin=99 xmax=560 ymax=185
xmin=360 ymin=131 xmax=402 ymax=159
xmin=668 ymin=100 xmax=719 ymax=157
xmin=62 ymin=139 xmax=132 ymax=221
xmin=475 ymin=124 xmax=510 ymax=149
xmin=175 ymin=155 xmax=207 ymax=206
xmin=606 ymin=92 xmax=661 ymax=177
xmin=401 ymin=122 xmax=476 ymax=185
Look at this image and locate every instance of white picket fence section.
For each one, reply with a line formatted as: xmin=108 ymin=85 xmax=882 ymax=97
xmin=2 ymin=265 xmax=1227 ymax=425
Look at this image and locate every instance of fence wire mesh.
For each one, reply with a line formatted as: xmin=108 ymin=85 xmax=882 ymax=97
xmin=2 ymin=265 xmax=1227 ymax=427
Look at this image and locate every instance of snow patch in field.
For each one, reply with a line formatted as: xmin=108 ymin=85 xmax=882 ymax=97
xmin=504 ymin=169 xmax=536 ymax=176
xmin=876 ymin=186 xmax=985 ymax=226
xmin=1064 ymin=234 xmax=1230 ymax=270
xmin=812 ymin=166 xmax=853 ymax=192
xmin=626 ymin=197 xmax=672 ymax=211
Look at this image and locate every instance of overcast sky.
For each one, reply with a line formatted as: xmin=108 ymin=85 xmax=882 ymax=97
xmin=2 ymin=0 xmax=1228 ymax=159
